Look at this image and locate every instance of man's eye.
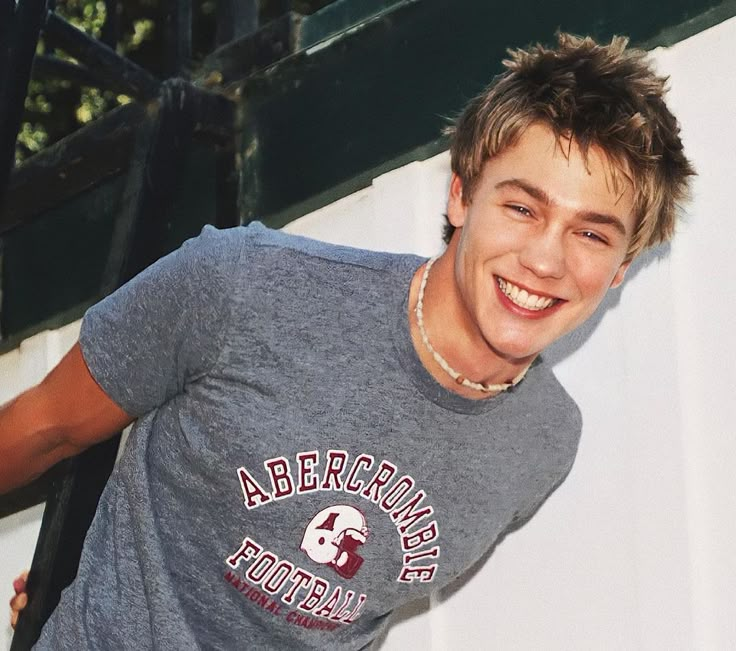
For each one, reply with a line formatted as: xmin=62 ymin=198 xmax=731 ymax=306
xmin=580 ymin=231 xmax=607 ymax=244
xmin=507 ymin=204 xmax=532 ymax=217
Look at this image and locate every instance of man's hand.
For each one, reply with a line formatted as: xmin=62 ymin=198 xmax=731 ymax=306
xmin=0 ymin=342 xmax=134 ymax=494
xmin=9 ymin=571 xmax=28 ymax=630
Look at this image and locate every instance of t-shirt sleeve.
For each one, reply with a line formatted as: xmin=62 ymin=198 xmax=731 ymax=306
xmin=502 ymin=398 xmax=582 ymax=537
xmin=78 ymin=224 xmax=244 ymax=417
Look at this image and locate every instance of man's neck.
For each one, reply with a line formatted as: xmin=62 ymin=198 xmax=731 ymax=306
xmin=407 ymin=252 xmax=534 ymax=400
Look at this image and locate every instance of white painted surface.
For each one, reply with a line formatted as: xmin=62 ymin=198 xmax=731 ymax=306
xmin=658 ymin=21 xmax=736 ymax=650
xmin=2 ymin=16 xmax=736 ymax=650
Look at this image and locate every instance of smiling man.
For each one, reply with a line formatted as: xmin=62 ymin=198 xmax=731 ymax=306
xmin=3 ymin=33 xmax=693 ymax=650
xmin=416 ymin=124 xmax=638 ymax=395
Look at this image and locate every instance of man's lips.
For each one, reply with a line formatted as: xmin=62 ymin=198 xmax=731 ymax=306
xmin=495 ymin=276 xmax=565 ymax=316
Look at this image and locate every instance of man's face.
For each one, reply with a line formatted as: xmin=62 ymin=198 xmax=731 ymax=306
xmin=446 ymin=123 xmax=636 ymax=365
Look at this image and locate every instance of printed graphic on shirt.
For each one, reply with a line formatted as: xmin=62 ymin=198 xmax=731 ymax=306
xmin=300 ymin=505 xmax=368 ymax=579
xmin=225 ymin=535 xmax=366 ymax=632
xmin=224 ymin=449 xmax=441 ymax=631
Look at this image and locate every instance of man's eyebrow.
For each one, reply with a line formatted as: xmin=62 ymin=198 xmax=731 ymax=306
xmin=495 ymin=178 xmax=551 ymax=205
xmin=495 ymin=178 xmax=628 ymax=236
xmin=576 ymin=211 xmax=628 ymax=236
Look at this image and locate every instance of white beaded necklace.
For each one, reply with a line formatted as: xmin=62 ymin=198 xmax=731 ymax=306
xmin=415 ymin=256 xmax=529 ymax=394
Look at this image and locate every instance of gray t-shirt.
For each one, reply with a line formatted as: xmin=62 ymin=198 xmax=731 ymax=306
xmin=37 ymin=223 xmax=581 ymax=650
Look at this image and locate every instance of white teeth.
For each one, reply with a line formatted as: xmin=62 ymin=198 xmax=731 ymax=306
xmin=497 ymin=277 xmax=557 ymax=311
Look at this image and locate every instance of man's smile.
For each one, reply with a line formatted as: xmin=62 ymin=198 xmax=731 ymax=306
xmin=495 ymin=276 xmax=563 ymax=313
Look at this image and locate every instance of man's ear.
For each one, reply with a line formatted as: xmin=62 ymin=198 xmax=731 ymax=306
xmin=609 ymin=259 xmax=632 ymax=289
xmin=447 ymin=173 xmax=467 ymax=228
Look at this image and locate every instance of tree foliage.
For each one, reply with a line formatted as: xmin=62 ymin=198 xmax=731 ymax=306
xmin=16 ymin=0 xmax=335 ymax=162
xmin=18 ymin=0 xmax=163 ymax=161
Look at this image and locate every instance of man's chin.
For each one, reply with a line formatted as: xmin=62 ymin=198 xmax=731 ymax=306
xmin=483 ymin=338 xmax=541 ymax=370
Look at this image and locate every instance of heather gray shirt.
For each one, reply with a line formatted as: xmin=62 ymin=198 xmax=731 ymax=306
xmin=37 ymin=223 xmax=581 ymax=650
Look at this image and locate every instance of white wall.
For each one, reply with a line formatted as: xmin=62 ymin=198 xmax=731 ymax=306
xmin=658 ymin=22 xmax=736 ymax=649
xmin=2 ymin=16 xmax=736 ymax=650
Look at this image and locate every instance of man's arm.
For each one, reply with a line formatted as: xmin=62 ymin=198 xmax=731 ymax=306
xmin=0 ymin=342 xmax=134 ymax=494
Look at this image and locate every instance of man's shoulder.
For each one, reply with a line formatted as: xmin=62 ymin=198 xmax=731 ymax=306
xmin=199 ymin=222 xmax=422 ymax=311
xmin=229 ymin=221 xmax=421 ymax=274
xmin=521 ymin=359 xmax=583 ymax=436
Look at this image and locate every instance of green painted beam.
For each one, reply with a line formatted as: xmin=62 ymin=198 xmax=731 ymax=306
xmin=238 ymin=0 xmax=733 ymax=228
xmin=0 ymin=143 xmax=218 ymax=351
xmin=297 ymin=0 xmax=403 ymax=50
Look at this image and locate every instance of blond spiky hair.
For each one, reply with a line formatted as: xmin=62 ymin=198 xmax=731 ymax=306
xmin=446 ymin=33 xmax=695 ymax=259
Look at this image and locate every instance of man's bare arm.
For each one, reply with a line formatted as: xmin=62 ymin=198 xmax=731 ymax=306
xmin=0 ymin=342 xmax=134 ymax=494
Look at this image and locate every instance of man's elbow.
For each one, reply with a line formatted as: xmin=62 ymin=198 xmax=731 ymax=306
xmin=0 ymin=388 xmax=75 ymax=494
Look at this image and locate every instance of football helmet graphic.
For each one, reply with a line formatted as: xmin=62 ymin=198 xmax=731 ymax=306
xmin=300 ymin=505 xmax=368 ymax=579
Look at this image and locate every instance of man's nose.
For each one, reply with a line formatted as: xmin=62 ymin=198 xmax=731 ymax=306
xmin=518 ymin=228 xmax=567 ymax=279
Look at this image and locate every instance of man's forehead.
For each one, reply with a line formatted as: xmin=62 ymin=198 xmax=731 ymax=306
xmin=552 ymin=131 xmax=637 ymax=202
xmin=493 ymin=123 xmax=637 ymax=194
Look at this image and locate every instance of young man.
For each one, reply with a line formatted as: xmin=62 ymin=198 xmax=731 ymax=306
xmin=3 ymin=33 xmax=692 ymax=649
